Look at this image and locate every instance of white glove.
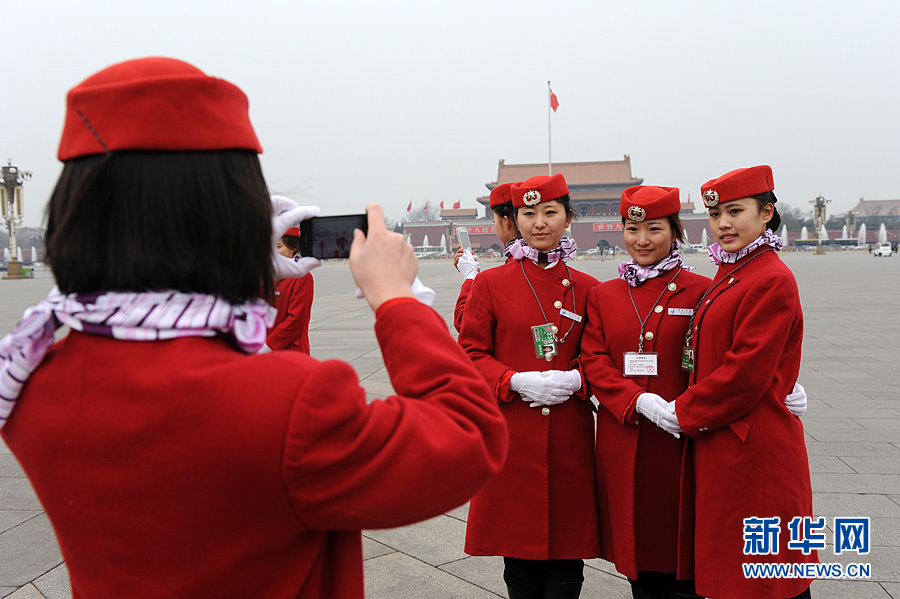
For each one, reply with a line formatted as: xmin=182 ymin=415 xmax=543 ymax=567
xmin=456 ymin=249 xmax=480 ymax=280
xmin=354 ymin=277 xmax=435 ymax=307
xmin=270 ymin=195 xmax=322 ymax=280
xmin=510 ymin=370 xmax=579 ymax=408
xmin=784 ymin=382 xmax=807 ymax=417
xmin=635 ymin=392 xmax=682 ymax=438
xmin=257 ymin=344 xmax=272 ymax=355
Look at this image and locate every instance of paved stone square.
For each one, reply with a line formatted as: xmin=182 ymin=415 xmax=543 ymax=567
xmin=1 ymin=250 xmax=898 ymax=598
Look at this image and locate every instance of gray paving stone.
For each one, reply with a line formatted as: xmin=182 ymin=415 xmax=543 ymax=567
xmin=0 ymin=514 xmax=62 ymax=587
xmin=0 ymin=514 xmax=41 ymax=537
xmin=883 ymin=581 xmax=900 ymax=598
xmin=809 ymin=456 xmax=857 ymax=474
xmin=809 ymin=580 xmax=891 ymax=598
xmin=805 ymin=441 xmax=900 ymax=458
xmin=814 ymin=493 xmax=900 ymax=517
xmin=362 ymin=536 xmax=395 ymax=560
xmin=364 ymin=552 xmax=499 ymax=598
xmin=33 ymin=563 xmax=70 ymax=599
xmin=842 ymin=457 xmax=900 ymax=475
xmin=364 ymin=514 xmax=468 ymax=567
xmin=812 ymin=474 xmax=900 ymax=494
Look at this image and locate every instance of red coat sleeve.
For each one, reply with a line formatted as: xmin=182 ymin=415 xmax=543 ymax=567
xmin=580 ymin=284 xmax=644 ymax=423
xmin=458 ymin=274 xmax=517 ymax=401
xmin=675 ymin=269 xmax=802 ymax=437
xmin=453 ymin=278 xmax=474 ymax=333
xmin=281 ymin=300 xmax=509 ymax=530
xmin=266 ymin=275 xmax=314 ymax=351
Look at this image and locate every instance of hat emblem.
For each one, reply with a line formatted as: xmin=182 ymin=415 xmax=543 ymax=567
xmin=703 ymin=190 xmax=719 ymax=208
xmin=626 ymin=206 xmax=646 ymax=222
xmin=523 ymin=190 xmax=541 ymax=206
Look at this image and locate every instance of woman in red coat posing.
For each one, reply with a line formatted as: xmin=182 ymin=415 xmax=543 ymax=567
xmin=459 ymin=173 xmax=600 ymax=599
xmin=671 ymin=165 xmax=816 ymax=599
xmin=580 ymin=186 xmax=708 ymax=599
xmin=260 ymin=226 xmax=315 ymax=353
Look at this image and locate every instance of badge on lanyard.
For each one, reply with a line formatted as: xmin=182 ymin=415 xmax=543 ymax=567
xmin=681 ymin=346 xmax=695 ymax=372
xmin=623 ymin=352 xmax=659 ymax=376
xmin=532 ymin=324 xmax=558 ymax=361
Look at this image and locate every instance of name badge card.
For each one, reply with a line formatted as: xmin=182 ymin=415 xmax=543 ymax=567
xmin=532 ymin=324 xmax=558 ymax=361
xmin=668 ymin=308 xmax=693 ymax=316
xmin=681 ymin=346 xmax=695 ymax=372
xmin=623 ymin=352 xmax=659 ymax=376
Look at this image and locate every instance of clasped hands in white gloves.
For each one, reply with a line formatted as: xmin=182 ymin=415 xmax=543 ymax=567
xmin=270 ymin=195 xmax=322 ymax=280
xmin=511 ymin=370 xmax=582 ymax=408
xmin=635 ymin=392 xmax=682 ymax=438
xmin=456 ymin=248 xmax=480 ymax=280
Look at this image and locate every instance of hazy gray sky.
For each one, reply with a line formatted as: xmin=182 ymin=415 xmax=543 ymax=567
xmin=2 ymin=0 xmax=898 ymax=227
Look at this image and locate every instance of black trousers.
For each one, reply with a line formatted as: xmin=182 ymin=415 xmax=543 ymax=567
xmin=628 ymin=571 xmax=700 ymax=599
xmin=503 ymin=557 xmax=583 ymax=597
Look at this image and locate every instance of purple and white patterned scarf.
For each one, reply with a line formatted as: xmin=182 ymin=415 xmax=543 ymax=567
xmin=707 ymin=229 xmax=783 ymax=265
xmin=505 ymin=236 xmax=578 ymax=266
xmin=618 ymin=245 xmax=694 ymax=287
xmin=0 ymin=287 xmax=275 ymax=429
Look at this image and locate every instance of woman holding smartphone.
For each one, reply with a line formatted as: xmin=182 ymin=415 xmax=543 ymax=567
xmin=671 ymin=165 xmax=815 ymax=599
xmin=259 ymin=226 xmax=314 ymax=354
xmin=459 ymin=173 xmax=600 ymax=599
xmin=453 ymin=182 xmax=519 ymax=332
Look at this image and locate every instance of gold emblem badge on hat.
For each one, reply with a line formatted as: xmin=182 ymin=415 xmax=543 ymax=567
xmin=703 ymin=190 xmax=719 ymax=208
xmin=626 ymin=206 xmax=647 ymax=222
xmin=523 ymin=190 xmax=541 ymax=206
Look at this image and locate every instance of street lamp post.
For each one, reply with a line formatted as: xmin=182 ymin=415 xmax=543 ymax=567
xmin=809 ymin=195 xmax=831 ymax=255
xmin=1 ymin=158 xmax=32 ymax=280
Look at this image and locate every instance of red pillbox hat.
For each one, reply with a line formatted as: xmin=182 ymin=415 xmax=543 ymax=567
xmin=510 ymin=173 xmax=569 ymax=208
xmin=283 ymin=227 xmax=300 ymax=237
xmin=58 ymin=57 xmax=262 ymax=161
xmin=700 ymin=165 xmax=774 ymax=208
xmin=619 ymin=186 xmax=681 ymax=221
xmin=489 ymin=182 xmax=514 ymax=208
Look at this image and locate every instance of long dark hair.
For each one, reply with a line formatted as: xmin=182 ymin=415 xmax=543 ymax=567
xmin=46 ymin=150 xmax=274 ymax=304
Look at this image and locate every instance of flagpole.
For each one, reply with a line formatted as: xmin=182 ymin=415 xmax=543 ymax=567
xmin=548 ymin=80 xmax=552 ymax=175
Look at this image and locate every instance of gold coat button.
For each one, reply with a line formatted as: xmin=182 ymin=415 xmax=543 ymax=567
xmin=644 ymin=331 xmax=654 ymax=341
xmin=541 ymin=407 xmax=550 ymax=416
xmin=554 ymin=300 xmax=563 ymax=309
xmin=667 ymin=283 xmax=677 ymax=291
xmin=728 ymin=277 xmax=735 ymax=284
xmin=705 ymin=299 xmax=711 ymax=305
xmin=562 ymin=279 xmax=571 ymax=287
xmin=700 ymin=427 xmax=709 ymax=432
xmin=551 ymin=325 xmax=559 ymax=335
xmin=654 ymin=305 xmax=663 ymax=313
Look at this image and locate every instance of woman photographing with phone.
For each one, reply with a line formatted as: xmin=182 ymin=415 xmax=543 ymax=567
xmin=459 ymin=173 xmax=599 ymax=599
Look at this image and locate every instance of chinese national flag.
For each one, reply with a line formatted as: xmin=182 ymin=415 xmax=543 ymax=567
xmin=550 ymin=87 xmax=560 ymax=112
xmin=406 ymin=201 xmax=412 ymax=212
xmin=453 ymin=200 xmax=461 ymax=209
xmin=440 ymin=201 xmax=444 ymax=209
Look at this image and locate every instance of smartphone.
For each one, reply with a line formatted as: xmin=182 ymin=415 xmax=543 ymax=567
xmin=456 ymin=227 xmax=471 ymax=250
xmin=299 ymin=214 xmax=368 ymax=260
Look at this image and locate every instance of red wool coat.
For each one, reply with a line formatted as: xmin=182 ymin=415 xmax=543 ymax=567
xmin=453 ymin=277 xmax=474 ymax=333
xmin=675 ymin=247 xmax=815 ymax=599
xmin=580 ymin=268 xmax=709 ymax=580
xmin=2 ymin=299 xmax=508 ymax=599
xmin=266 ymin=274 xmax=314 ymax=352
xmin=459 ymin=258 xmax=601 ymax=560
